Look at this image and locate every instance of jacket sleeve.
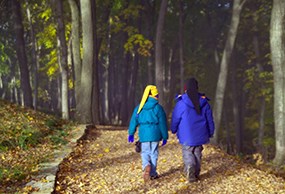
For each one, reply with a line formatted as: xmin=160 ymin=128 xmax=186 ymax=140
xmin=157 ymin=105 xmax=169 ymax=140
xmin=205 ymin=103 xmax=215 ymax=137
xmin=171 ymin=102 xmax=182 ymax=134
xmin=128 ymin=106 xmax=139 ymax=135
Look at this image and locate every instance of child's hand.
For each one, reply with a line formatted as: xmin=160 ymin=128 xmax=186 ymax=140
xmin=128 ymin=135 xmax=134 ymax=143
xmin=161 ymin=139 xmax=167 ymax=146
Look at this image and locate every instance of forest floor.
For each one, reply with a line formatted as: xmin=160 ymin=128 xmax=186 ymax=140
xmin=54 ymin=125 xmax=285 ymax=194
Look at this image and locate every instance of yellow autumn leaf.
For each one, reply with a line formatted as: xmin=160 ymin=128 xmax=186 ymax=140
xmin=78 ymin=182 xmax=84 ymax=187
xmin=104 ymin=148 xmax=110 ymax=153
xmin=41 ymin=178 xmax=48 ymax=183
xmin=55 ymin=185 xmax=61 ymax=191
xmin=179 ymin=178 xmax=186 ymax=182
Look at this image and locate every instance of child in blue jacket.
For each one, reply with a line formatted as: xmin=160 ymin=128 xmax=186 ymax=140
xmin=128 ymin=85 xmax=168 ymax=182
xmin=171 ymin=78 xmax=215 ymax=182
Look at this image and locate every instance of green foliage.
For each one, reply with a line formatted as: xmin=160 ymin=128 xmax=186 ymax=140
xmin=0 ymin=43 xmax=10 ymax=76
xmin=112 ymin=0 xmax=123 ymax=10
xmin=263 ymin=137 xmax=275 ymax=148
xmin=38 ymin=88 xmax=51 ymax=103
xmin=45 ymin=118 xmax=65 ymax=132
xmin=38 ymin=7 xmax=52 ymax=22
xmin=7 ymin=79 xmax=20 ymax=90
xmin=244 ymin=67 xmax=273 ymax=102
xmin=35 ymin=4 xmax=60 ymax=79
xmin=37 ymin=25 xmax=57 ymax=49
xmin=124 ymin=34 xmax=153 ymax=56
xmin=0 ymin=100 xmax=73 ymax=151
xmin=0 ymin=166 xmax=26 ymax=182
xmin=45 ymin=118 xmax=58 ymax=129
xmin=121 ymin=4 xmax=142 ymax=19
xmin=110 ymin=2 xmax=146 ymax=56
xmin=50 ymin=130 xmax=68 ymax=145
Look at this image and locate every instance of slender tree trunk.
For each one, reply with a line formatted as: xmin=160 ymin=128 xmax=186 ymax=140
xmin=253 ymin=35 xmax=266 ymax=157
xmin=53 ymin=0 xmax=69 ymax=119
xmin=142 ymin=0 xmax=155 ymax=84
xmin=68 ymin=0 xmax=81 ymax=114
xmin=91 ymin=0 xmax=100 ymax=124
xmin=50 ymin=78 xmax=59 ymax=113
xmin=96 ymin=1 xmax=112 ymax=124
xmin=179 ymin=0 xmax=184 ymax=94
xmin=270 ymin=0 xmax=285 ymax=166
xmin=67 ymin=38 xmax=75 ymax=115
xmin=120 ymin=52 xmax=131 ymax=125
xmin=108 ymin=45 xmax=115 ymax=124
xmin=224 ymin=105 xmax=232 ymax=154
xmin=128 ymin=53 xmax=139 ymax=112
xmin=102 ymin=21 xmax=111 ymax=124
xmin=25 ymin=0 xmax=39 ymax=110
xmin=155 ymin=0 xmax=168 ymax=107
xmin=212 ymin=0 xmax=246 ymax=144
xmin=77 ymin=0 xmax=93 ymax=123
xmin=11 ymin=0 xmax=33 ymax=108
xmin=231 ymin=56 xmax=242 ymax=153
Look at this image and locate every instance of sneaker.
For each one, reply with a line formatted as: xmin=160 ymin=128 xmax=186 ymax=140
xmin=143 ymin=165 xmax=151 ymax=182
xmin=186 ymin=166 xmax=197 ymax=182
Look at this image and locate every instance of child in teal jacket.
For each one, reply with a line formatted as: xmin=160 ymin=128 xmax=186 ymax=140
xmin=128 ymin=85 xmax=168 ymax=182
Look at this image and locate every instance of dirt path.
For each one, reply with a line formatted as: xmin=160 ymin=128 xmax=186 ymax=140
xmin=54 ymin=126 xmax=285 ymax=194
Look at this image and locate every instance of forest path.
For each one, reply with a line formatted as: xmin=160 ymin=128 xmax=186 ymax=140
xmin=54 ymin=126 xmax=285 ymax=194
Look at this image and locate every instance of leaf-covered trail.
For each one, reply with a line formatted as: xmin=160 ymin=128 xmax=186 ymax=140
xmin=54 ymin=126 xmax=285 ymax=194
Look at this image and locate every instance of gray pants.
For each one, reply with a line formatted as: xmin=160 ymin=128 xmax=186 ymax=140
xmin=182 ymin=145 xmax=203 ymax=177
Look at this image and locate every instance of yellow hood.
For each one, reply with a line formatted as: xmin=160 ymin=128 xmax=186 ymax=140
xmin=137 ymin=85 xmax=158 ymax=114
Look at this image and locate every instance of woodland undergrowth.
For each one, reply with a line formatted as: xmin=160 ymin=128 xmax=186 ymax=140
xmin=0 ymin=99 xmax=76 ymax=193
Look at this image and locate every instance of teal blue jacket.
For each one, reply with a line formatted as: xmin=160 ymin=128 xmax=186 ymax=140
xmin=128 ymin=97 xmax=168 ymax=142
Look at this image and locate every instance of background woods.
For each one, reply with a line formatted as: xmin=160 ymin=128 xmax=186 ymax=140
xmin=0 ymin=0 xmax=285 ymax=166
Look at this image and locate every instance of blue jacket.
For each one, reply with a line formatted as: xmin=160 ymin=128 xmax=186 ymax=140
xmin=128 ymin=97 xmax=168 ymax=142
xmin=171 ymin=93 xmax=215 ymax=146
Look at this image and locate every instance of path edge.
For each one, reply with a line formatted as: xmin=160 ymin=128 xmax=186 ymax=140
xmin=25 ymin=124 xmax=87 ymax=194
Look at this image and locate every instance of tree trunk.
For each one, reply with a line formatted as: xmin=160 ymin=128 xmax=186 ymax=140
xmin=11 ymin=0 xmax=33 ymax=108
xmin=53 ymin=0 xmax=69 ymax=119
xmin=96 ymin=1 xmax=112 ymax=124
xmin=179 ymin=0 xmax=184 ymax=94
xmin=212 ymin=0 xmax=245 ymax=144
xmin=155 ymin=0 xmax=168 ymax=107
xmin=68 ymin=0 xmax=81 ymax=113
xmin=91 ymin=0 xmax=100 ymax=124
xmin=224 ymin=105 xmax=232 ymax=154
xmin=25 ymin=0 xmax=39 ymax=110
xmin=270 ymin=0 xmax=285 ymax=166
xmin=253 ymin=35 xmax=266 ymax=157
xmin=231 ymin=56 xmax=242 ymax=154
xmin=77 ymin=0 xmax=93 ymax=123
xmin=101 ymin=20 xmax=111 ymax=124
xmin=142 ymin=0 xmax=155 ymax=84
xmin=128 ymin=53 xmax=139 ymax=114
